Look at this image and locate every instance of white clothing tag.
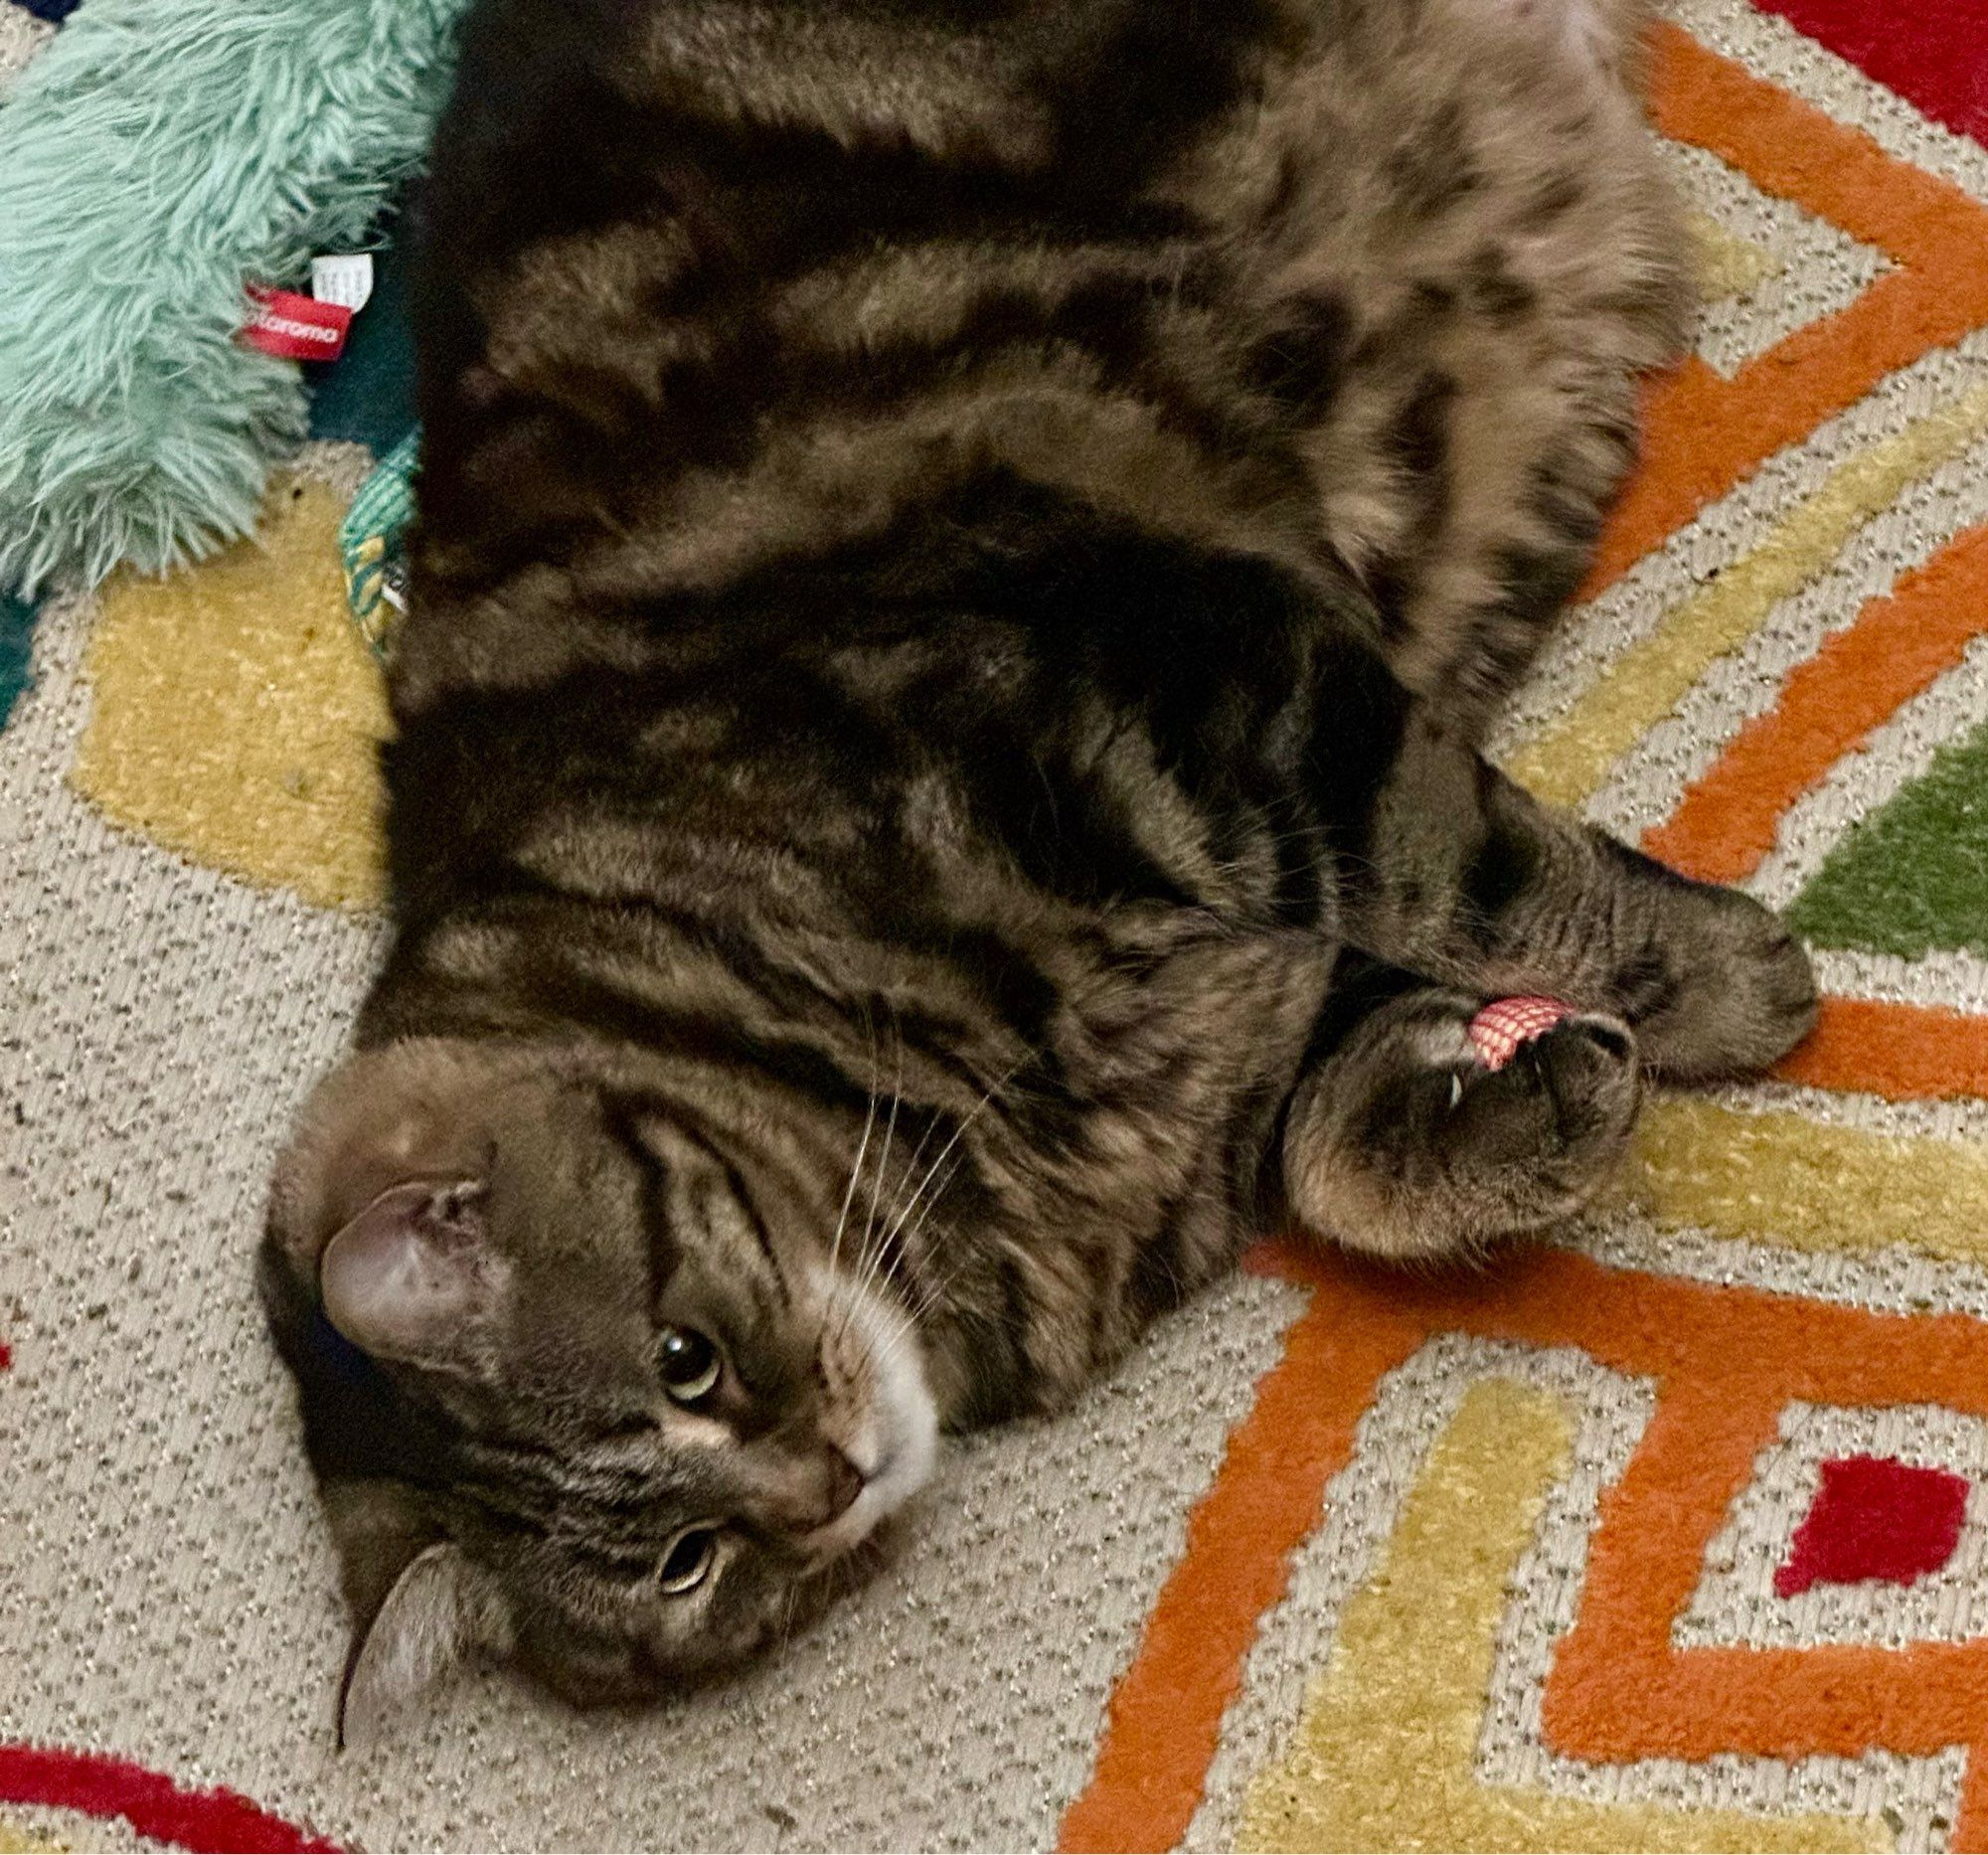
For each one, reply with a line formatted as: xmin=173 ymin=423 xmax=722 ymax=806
xmin=311 ymin=253 xmax=376 ymax=314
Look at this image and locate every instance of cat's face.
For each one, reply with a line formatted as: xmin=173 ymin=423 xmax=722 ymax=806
xmin=260 ymin=1039 xmax=937 ymax=1739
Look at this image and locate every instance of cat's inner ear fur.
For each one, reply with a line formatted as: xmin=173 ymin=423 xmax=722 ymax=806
xmin=319 ymin=1177 xmax=506 ymax=1370
xmin=338 ymin=1541 xmax=512 ymax=1750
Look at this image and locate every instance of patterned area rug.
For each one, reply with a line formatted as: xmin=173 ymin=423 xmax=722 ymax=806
xmin=8 ymin=0 xmax=1988 ymax=1847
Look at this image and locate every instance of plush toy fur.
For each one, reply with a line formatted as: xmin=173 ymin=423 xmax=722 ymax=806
xmin=0 ymin=0 xmax=469 ymax=594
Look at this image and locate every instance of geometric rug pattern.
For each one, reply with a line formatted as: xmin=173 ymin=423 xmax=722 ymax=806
xmin=11 ymin=0 xmax=1988 ymax=1846
xmin=1064 ymin=10 xmax=1988 ymax=1846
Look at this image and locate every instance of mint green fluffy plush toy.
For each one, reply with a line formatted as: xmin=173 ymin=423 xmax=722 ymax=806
xmin=0 ymin=0 xmax=470 ymax=595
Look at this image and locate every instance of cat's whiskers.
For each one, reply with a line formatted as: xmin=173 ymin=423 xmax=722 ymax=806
xmin=834 ymin=1169 xmax=929 ymax=1347
xmin=772 ymin=1579 xmax=803 ymax=1658
xmin=869 ymin=1225 xmax=966 ymax=1349
xmin=831 ymin=1057 xmax=1024 ymax=1357
xmin=883 ymin=1153 xmax=972 ymax=1321
xmin=860 ymin=1044 xmax=906 ymax=1272
xmin=866 ymin=1311 xmax=924 ymax=1385
xmin=829 ymin=1031 xmax=907 ymax=1346
xmin=825 ymin=1015 xmax=883 ymax=1283
xmin=873 ymin=1061 xmax=1019 ymax=1263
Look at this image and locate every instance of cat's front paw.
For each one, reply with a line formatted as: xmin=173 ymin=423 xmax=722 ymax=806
xmin=1449 ymin=1011 xmax=1642 ymax=1207
xmin=1286 ymin=1000 xmax=1641 ymax=1265
xmin=1633 ymin=887 xmax=1818 ymax=1083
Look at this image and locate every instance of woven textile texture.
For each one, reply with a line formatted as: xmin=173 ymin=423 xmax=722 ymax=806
xmin=10 ymin=0 xmax=1988 ymax=1846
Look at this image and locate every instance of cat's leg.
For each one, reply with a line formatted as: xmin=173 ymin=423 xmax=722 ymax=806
xmin=1281 ymin=955 xmax=1640 ymax=1261
xmin=1314 ymin=685 xmax=1816 ymax=1083
xmin=1245 ymin=0 xmax=1688 ymax=738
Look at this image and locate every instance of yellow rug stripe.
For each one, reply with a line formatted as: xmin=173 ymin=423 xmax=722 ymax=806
xmin=1508 ymin=384 xmax=1988 ymax=809
xmin=74 ymin=475 xmax=389 ymax=914
xmin=1237 ymin=1378 xmax=1878 ymax=1852
xmin=1615 ymin=1095 xmax=1988 ymax=1262
xmin=1688 ymin=211 xmax=1779 ymax=304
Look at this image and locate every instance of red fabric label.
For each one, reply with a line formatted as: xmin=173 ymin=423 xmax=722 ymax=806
xmin=242 ymin=286 xmax=352 ymax=362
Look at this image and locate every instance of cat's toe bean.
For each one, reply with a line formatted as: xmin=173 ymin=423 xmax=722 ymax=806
xmin=1528 ymin=1014 xmax=1640 ymax=1145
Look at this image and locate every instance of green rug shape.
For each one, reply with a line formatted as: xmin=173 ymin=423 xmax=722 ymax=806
xmin=1788 ymin=716 xmax=1988 ymax=959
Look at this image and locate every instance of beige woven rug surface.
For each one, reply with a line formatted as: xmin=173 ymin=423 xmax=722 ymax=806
xmin=10 ymin=0 xmax=1988 ymax=1847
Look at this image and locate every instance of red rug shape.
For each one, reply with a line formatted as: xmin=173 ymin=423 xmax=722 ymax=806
xmin=0 ymin=1744 xmax=338 ymax=1852
xmin=1752 ymin=0 xmax=1988 ymax=148
xmin=1774 ymin=1453 xmax=1970 ymax=1598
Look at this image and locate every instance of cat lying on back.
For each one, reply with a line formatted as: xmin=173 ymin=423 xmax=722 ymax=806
xmin=259 ymin=0 xmax=1816 ymax=1738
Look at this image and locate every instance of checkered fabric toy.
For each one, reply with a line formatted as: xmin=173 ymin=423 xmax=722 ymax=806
xmin=1467 ymin=996 xmax=1574 ymax=1071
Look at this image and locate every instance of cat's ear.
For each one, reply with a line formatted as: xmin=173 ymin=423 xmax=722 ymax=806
xmin=319 ymin=1179 xmax=506 ymax=1370
xmin=338 ymin=1542 xmax=511 ymax=1750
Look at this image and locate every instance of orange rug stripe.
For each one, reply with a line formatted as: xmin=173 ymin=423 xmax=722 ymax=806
xmin=1367 ymin=1246 xmax=1988 ymax=1843
xmin=1066 ymin=1243 xmax=1988 ymax=1848
xmin=1544 ymin=1370 xmax=1988 ymax=1762
xmin=1579 ymin=27 xmax=1988 ymax=598
xmin=1773 ymin=995 xmax=1988 ymax=1099
xmin=1055 ymin=1296 xmax=1425 ymax=1854
xmin=1963 ymin=1756 xmax=1988 ymax=1855
xmin=1648 ymin=523 xmax=1988 ymax=884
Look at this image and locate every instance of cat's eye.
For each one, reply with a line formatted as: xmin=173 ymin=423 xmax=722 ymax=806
xmin=659 ymin=1526 xmax=718 ymax=1595
xmin=658 ymin=1325 xmax=721 ymax=1403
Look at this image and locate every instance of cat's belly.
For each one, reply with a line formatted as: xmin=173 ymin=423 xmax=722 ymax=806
xmin=1484 ymin=0 xmax=1646 ymax=82
xmin=1169 ymin=0 xmax=1689 ymax=727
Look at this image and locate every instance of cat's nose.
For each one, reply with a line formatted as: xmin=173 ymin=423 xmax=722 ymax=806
xmin=763 ymin=1444 xmax=866 ymax=1536
xmin=818 ymin=1444 xmax=864 ymax=1524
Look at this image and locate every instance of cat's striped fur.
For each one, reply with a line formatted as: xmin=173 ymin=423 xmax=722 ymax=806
xmin=260 ymin=0 xmax=1817 ymax=1730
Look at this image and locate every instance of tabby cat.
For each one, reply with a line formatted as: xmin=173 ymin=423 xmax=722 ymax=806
xmin=259 ymin=0 xmax=1818 ymax=1738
